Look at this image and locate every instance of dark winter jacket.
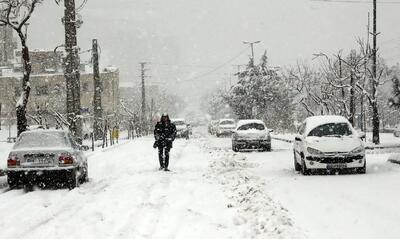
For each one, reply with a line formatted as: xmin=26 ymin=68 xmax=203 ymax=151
xmin=154 ymin=122 xmax=177 ymax=148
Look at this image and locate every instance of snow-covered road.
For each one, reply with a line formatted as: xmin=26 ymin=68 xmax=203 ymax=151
xmin=0 ymin=128 xmax=399 ymax=239
xmin=207 ymin=133 xmax=400 ymax=239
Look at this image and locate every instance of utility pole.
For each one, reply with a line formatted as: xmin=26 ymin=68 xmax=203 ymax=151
xmin=243 ymin=41 xmax=261 ymax=63
xmin=92 ymin=39 xmax=102 ymax=140
xmin=233 ymin=64 xmax=244 ymax=81
xmin=140 ymin=62 xmax=149 ymax=135
xmin=63 ymin=0 xmax=82 ymax=143
xmin=371 ymin=0 xmax=380 ymax=144
xmin=150 ymin=98 xmax=155 ymax=126
xmin=0 ymin=103 xmax=2 ymax=130
xmin=361 ymin=12 xmax=370 ymax=133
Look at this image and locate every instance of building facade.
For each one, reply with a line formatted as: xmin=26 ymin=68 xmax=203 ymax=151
xmin=0 ymin=68 xmax=119 ymax=127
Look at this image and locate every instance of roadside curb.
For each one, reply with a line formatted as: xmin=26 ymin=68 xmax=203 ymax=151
xmin=271 ymin=137 xmax=293 ymax=143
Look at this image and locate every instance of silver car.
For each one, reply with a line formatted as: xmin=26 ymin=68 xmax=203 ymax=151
xmin=232 ymin=120 xmax=272 ymax=152
xmin=6 ymin=130 xmax=88 ymax=189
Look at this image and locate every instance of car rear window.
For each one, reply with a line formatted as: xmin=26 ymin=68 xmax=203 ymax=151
xmin=14 ymin=132 xmax=69 ymax=149
xmin=308 ymin=123 xmax=353 ymax=137
xmin=220 ymin=120 xmax=234 ymax=125
xmin=173 ymin=121 xmax=186 ymax=126
xmin=238 ymin=123 xmax=265 ymax=131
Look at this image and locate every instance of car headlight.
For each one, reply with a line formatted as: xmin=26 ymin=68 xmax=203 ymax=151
xmin=350 ymin=146 xmax=364 ymax=154
xmin=263 ymin=134 xmax=271 ymax=140
xmin=307 ymin=147 xmax=324 ymax=155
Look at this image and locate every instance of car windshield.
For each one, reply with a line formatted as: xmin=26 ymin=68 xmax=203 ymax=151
xmin=308 ymin=123 xmax=353 ymax=137
xmin=220 ymin=120 xmax=234 ymax=125
xmin=238 ymin=123 xmax=265 ymax=131
xmin=14 ymin=131 xmax=69 ymax=149
xmin=174 ymin=121 xmax=186 ymax=126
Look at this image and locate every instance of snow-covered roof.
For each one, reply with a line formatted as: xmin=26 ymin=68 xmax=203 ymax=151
xmin=236 ymin=119 xmax=266 ymax=128
xmin=304 ymin=115 xmax=351 ymax=135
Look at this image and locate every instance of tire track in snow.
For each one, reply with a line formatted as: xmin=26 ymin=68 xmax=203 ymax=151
xmin=115 ymin=139 xmax=190 ymax=238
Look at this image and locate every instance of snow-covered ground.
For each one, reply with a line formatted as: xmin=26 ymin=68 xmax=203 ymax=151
xmin=0 ymin=127 xmax=399 ymax=239
xmin=208 ymin=134 xmax=400 ymax=239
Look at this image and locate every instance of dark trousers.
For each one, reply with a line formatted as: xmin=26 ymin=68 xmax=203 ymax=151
xmin=158 ymin=146 xmax=171 ymax=168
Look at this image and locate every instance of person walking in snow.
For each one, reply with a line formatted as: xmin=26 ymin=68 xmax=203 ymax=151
xmin=153 ymin=114 xmax=177 ymax=171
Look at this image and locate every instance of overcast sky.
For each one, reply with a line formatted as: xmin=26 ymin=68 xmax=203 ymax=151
xmin=26 ymin=0 xmax=400 ymax=101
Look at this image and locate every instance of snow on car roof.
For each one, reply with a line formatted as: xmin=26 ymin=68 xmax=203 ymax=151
xmin=304 ymin=115 xmax=351 ymax=135
xmin=236 ymin=119 xmax=266 ymax=128
xmin=219 ymin=118 xmax=235 ymax=122
xmin=171 ymin=118 xmax=185 ymax=122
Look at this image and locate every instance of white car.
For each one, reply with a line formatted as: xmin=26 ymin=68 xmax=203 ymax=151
xmin=293 ymin=115 xmax=366 ymax=175
xmin=171 ymin=118 xmax=189 ymax=139
xmin=216 ymin=119 xmax=236 ymax=137
xmin=7 ymin=130 xmax=89 ymax=189
xmin=232 ymin=119 xmax=272 ymax=152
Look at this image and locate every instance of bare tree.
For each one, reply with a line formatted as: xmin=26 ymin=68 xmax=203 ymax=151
xmin=0 ymin=0 xmax=42 ymax=136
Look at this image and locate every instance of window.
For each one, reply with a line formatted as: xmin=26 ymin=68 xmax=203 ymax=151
xmin=173 ymin=120 xmax=186 ymax=126
xmin=36 ymin=85 xmax=49 ymax=96
xmin=14 ymin=87 xmax=21 ymax=97
xmin=238 ymin=123 xmax=265 ymax=131
xmin=308 ymin=123 xmax=353 ymax=137
xmin=220 ymin=120 xmax=235 ymax=125
xmin=82 ymin=82 xmax=89 ymax=92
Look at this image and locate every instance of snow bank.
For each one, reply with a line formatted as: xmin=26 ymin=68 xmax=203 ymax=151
xmin=201 ymin=138 xmax=306 ymax=239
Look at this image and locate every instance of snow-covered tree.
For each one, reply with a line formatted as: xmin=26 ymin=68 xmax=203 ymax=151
xmin=225 ymin=51 xmax=295 ymax=131
xmin=0 ymin=0 xmax=42 ymax=136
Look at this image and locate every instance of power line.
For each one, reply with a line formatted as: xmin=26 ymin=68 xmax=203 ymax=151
xmin=311 ymin=0 xmax=400 ymax=4
xmin=181 ymin=46 xmax=250 ymax=82
xmin=151 ymin=63 xmax=216 ymax=69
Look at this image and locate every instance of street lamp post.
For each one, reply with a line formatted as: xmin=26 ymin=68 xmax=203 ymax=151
xmin=243 ymin=41 xmax=261 ymax=61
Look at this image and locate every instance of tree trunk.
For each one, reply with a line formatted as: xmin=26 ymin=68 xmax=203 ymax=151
xmin=16 ymin=33 xmax=31 ymax=137
xmin=64 ymin=0 xmax=82 ymax=143
xmin=349 ymin=72 xmax=355 ymax=127
xmin=372 ymin=100 xmax=380 ymax=144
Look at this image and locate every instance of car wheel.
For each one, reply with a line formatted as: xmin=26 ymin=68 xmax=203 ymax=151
xmin=81 ymin=166 xmax=89 ymax=183
xmin=301 ymin=159 xmax=310 ymax=175
xmin=294 ymin=152 xmax=301 ymax=171
xmin=216 ymin=134 xmax=220 ymax=138
xmin=265 ymin=145 xmax=271 ymax=152
xmin=358 ymin=163 xmax=366 ymax=174
xmin=395 ymin=132 xmax=400 ymax=138
xmin=67 ymin=169 xmax=79 ymax=189
xmin=232 ymin=145 xmax=239 ymax=152
xmin=7 ymin=174 xmax=20 ymax=189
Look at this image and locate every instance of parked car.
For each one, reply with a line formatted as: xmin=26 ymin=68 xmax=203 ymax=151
xmin=208 ymin=120 xmax=219 ymax=135
xmin=394 ymin=128 xmax=400 ymax=137
xmin=171 ymin=118 xmax=189 ymax=139
xmin=293 ymin=115 xmax=366 ymax=175
xmin=232 ymin=119 xmax=272 ymax=152
xmin=216 ymin=119 xmax=236 ymax=137
xmin=7 ymin=130 xmax=89 ymax=189
xmin=187 ymin=123 xmax=193 ymax=135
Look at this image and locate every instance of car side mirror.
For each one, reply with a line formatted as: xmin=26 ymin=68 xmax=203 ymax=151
xmin=295 ymin=136 xmax=302 ymax=142
xmin=358 ymin=132 xmax=366 ymax=139
xmin=268 ymin=129 xmax=274 ymax=133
